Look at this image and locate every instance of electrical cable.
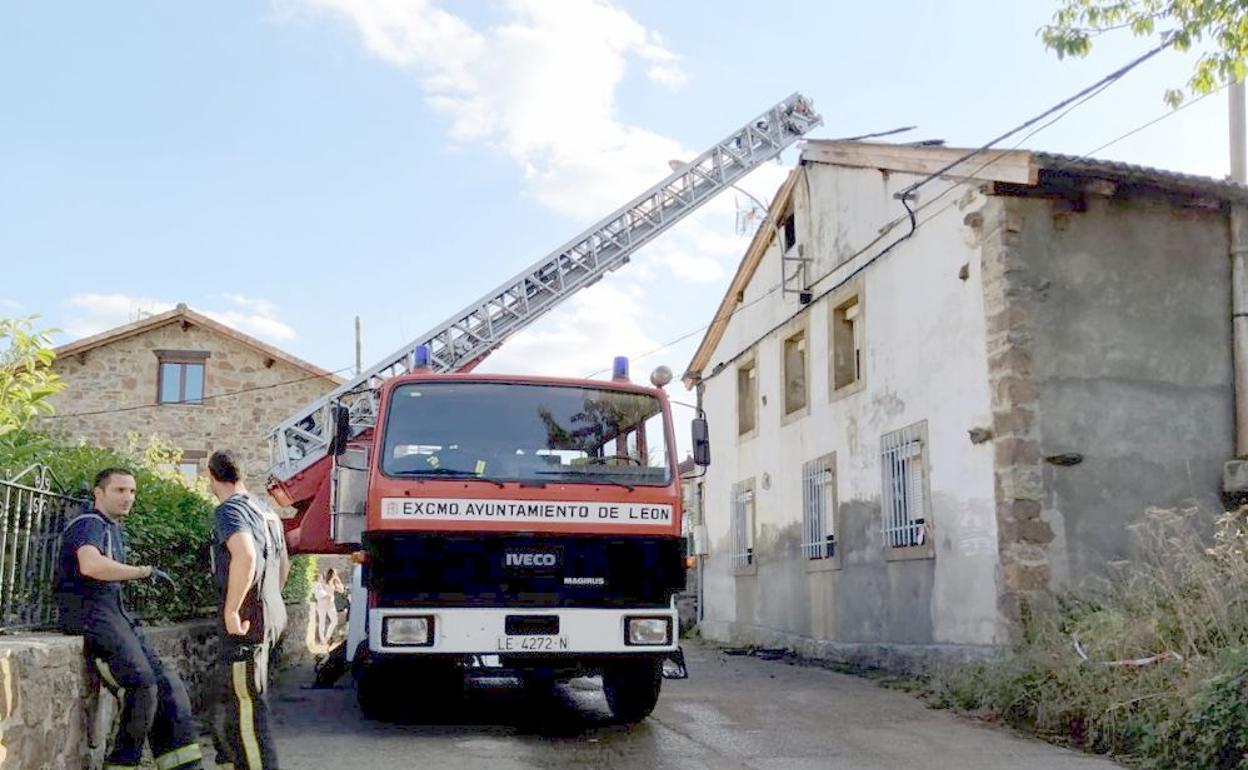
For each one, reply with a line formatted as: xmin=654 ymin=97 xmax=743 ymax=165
xmin=896 ymin=40 xmax=1172 ymax=200
xmin=43 ymin=365 xmax=356 ymax=419
xmin=1081 ymin=84 xmax=1224 ymax=158
xmin=603 ymin=44 xmax=1187 ymax=384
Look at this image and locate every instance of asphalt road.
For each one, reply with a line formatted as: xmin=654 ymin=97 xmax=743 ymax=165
xmin=262 ymin=642 xmax=1123 ymax=770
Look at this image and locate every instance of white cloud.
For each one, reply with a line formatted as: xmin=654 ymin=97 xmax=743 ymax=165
xmin=280 ymin=0 xmax=792 ymax=377
xmin=61 ymin=293 xmax=296 ymax=344
xmin=281 ymin=0 xmax=692 ymax=220
xmin=62 ymin=294 xmax=175 ymax=339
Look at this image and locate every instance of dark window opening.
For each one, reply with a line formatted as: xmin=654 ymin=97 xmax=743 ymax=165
xmin=781 ymin=213 xmax=797 ymax=252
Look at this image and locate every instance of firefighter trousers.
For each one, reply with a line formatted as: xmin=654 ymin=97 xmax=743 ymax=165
xmin=85 ymin=615 xmax=204 ymax=770
xmin=213 ymin=638 xmax=279 ymax=770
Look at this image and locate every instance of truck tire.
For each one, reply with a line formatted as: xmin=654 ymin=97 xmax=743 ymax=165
xmin=355 ymin=664 xmax=398 ymax=721
xmin=602 ymin=658 xmax=662 ymax=723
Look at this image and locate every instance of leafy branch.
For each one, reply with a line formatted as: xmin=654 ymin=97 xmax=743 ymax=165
xmin=1043 ymin=0 xmax=1248 ymax=106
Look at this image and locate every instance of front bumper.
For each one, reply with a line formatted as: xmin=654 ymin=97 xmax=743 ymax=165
xmin=369 ymin=606 xmax=679 ymax=655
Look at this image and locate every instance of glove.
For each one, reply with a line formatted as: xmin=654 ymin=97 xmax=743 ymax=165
xmin=147 ymin=566 xmax=177 ymax=591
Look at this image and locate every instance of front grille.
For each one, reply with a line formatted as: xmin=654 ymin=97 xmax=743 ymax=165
xmin=366 ymin=533 xmax=683 ymax=609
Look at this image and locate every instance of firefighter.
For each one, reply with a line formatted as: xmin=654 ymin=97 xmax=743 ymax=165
xmin=208 ymin=450 xmax=283 ymax=770
xmin=56 ymin=467 xmax=204 ymax=770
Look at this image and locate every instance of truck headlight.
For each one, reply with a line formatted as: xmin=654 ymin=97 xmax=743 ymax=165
xmin=383 ymin=616 xmax=433 ymax=646
xmin=625 ymin=617 xmax=671 ymax=646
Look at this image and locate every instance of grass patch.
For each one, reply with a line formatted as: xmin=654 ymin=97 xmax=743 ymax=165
xmin=929 ymin=506 xmax=1248 ymax=769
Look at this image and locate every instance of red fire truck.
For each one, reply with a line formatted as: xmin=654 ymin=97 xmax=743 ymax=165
xmin=265 ymin=95 xmax=820 ymax=720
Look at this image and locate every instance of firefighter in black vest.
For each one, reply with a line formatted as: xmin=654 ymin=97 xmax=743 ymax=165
xmin=56 ymin=467 xmax=204 ymax=770
xmin=208 ymin=449 xmax=284 ymax=770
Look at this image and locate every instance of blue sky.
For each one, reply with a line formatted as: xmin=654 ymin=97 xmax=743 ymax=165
xmin=0 ymin=0 xmax=1228 ymax=393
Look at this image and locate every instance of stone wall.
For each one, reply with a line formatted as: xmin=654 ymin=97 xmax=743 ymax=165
xmin=44 ymin=317 xmax=337 ymax=506
xmin=975 ymin=199 xmax=1053 ymax=630
xmin=0 ymin=634 xmax=87 ymax=770
xmin=1006 ymin=189 xmax=1233 ymax=588
xmin=976 ymin=189 xmax=1236 ymax=632
xmin=0 ymin=601 xmax=316 ymax=770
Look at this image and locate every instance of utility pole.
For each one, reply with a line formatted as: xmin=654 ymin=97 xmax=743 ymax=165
xmin=1231 ymin=80 xmax=1248 ymax=456
xmin=1233 ymin=81 xmax=1246 ymax=184
xmin=354 ymin=316 xmax=362 ymax=376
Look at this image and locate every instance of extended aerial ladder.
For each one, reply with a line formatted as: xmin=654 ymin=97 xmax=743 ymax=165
xmin=267 ymin=93 xmax=822 ymax=552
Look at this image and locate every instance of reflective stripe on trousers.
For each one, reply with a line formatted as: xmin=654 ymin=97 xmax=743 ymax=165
xmin=216 ymin=642 xmax=278 ymax=770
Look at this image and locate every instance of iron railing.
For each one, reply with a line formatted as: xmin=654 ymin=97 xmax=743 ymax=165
xmin=0 ymin=464 xmax=86 ymax=631
xmin=801 ymin=455 xmax=836 ymax=560
xmin=880 ymin=424 xmax=929 ymax=549
xmin=730 ymin=480 xmax=755 ymax=569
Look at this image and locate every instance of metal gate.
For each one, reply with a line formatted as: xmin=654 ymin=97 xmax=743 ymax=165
xmin=0 ymin=464 xmax=86 ymax=631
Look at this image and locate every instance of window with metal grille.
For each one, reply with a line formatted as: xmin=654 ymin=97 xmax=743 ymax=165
xmin=730 ymin=480 xmax=755 ymax=569
xmin=801 ymin=454 xmax=836 ymax=559
xmin=880 ymin=422 xmax=930 ymax=549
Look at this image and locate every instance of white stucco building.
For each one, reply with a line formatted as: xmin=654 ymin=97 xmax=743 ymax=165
xmin=683 ymin=141 xmax=1247 ymax=669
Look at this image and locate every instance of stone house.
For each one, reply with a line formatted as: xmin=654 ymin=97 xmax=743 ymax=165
xmin=682 ymin=140 xmax=1248 ymax=669
xmin=43 ymin=304 xmax=341 ymax=502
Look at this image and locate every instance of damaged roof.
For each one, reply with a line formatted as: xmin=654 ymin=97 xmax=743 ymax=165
xmin=1030 ymin=151 xmax=1248 ymax=202
xmin=682 ymin=140 xmax=1247 ymax=387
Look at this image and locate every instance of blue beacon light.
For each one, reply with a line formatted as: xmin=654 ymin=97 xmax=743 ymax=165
xmin=612 ymin=356 xmax=630 ymax=381
xmin=411 ymin=345 xmax=431 ymax=370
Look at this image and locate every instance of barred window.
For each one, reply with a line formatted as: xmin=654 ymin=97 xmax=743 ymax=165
xmin=730 ymin=480 xmax=755 ymax=569
xmin=880 ymin=422 xmax=930 ymax=549
xmin=801 ymin=454 xmax=836 ymax=559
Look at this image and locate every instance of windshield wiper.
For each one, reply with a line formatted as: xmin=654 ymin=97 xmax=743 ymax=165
xmin=393 ymin=468 xmax=504 ymax=488
xmin=535 ymin=470 xmax=635 ymax=491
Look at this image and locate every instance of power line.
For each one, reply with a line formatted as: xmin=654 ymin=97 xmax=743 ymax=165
xmin=897 ymin=40 xmax=1172 ymax=199
xmin=1082 ymin=84 xmax=1223 ymax=158
xmin=582 ymin=284 xmax=783 ymax=379
xmin=44 ymin=366 xmax=355 ymax=419
xmin=604 ymin=45 xmax=1184 ymax=385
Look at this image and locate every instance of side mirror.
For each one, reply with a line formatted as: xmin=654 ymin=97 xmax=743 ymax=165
xmin=691 ymin=417 xmax=711 ymax=467
xmin=330 ymin=404 xmax=351 ymax=457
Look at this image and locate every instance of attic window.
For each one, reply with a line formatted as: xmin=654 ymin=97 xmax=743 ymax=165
xmin=780 ymin=212 xmax=797 ymax=252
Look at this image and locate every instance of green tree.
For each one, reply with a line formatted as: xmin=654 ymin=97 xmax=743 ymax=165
xmin=0 ymin=316 xmax=65 ymax=463
xmin=1043 ymin=0 xmax=1248 ymax=106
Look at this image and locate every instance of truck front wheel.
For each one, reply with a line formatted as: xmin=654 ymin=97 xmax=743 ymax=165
xmin=602 ymin=657 xmax=662 ymax=723
xmin=355 ymin=662 xmax=398 ymax=721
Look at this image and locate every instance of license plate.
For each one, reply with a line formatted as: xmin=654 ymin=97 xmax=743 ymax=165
xmin=496 ymin=635 xmax=569 ymax=652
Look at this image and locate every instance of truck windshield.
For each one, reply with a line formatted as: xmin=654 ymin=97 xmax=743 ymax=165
xmin=381 ymin=382 xmax=673 ymax=486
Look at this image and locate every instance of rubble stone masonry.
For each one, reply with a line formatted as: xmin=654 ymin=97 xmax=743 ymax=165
xmin=43 ymin=319 xmax=338 ymax=497
xmin=976 ymin=197 xmax=1055 ymax=630
xmin=0 ymin=601 xmax=314 ymax=770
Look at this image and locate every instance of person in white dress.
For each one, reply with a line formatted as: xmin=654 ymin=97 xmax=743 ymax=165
xmin=312 ymin=568 xmax=345 ymax=643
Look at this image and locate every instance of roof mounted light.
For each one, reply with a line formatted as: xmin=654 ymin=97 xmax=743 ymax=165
xmin=411 ymin=345 xmax=431 ymax=370
xmin=612 ymin=356 xmax=630 ymax=382
xmin=650 ymin=365 xmax=673 ymax=388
